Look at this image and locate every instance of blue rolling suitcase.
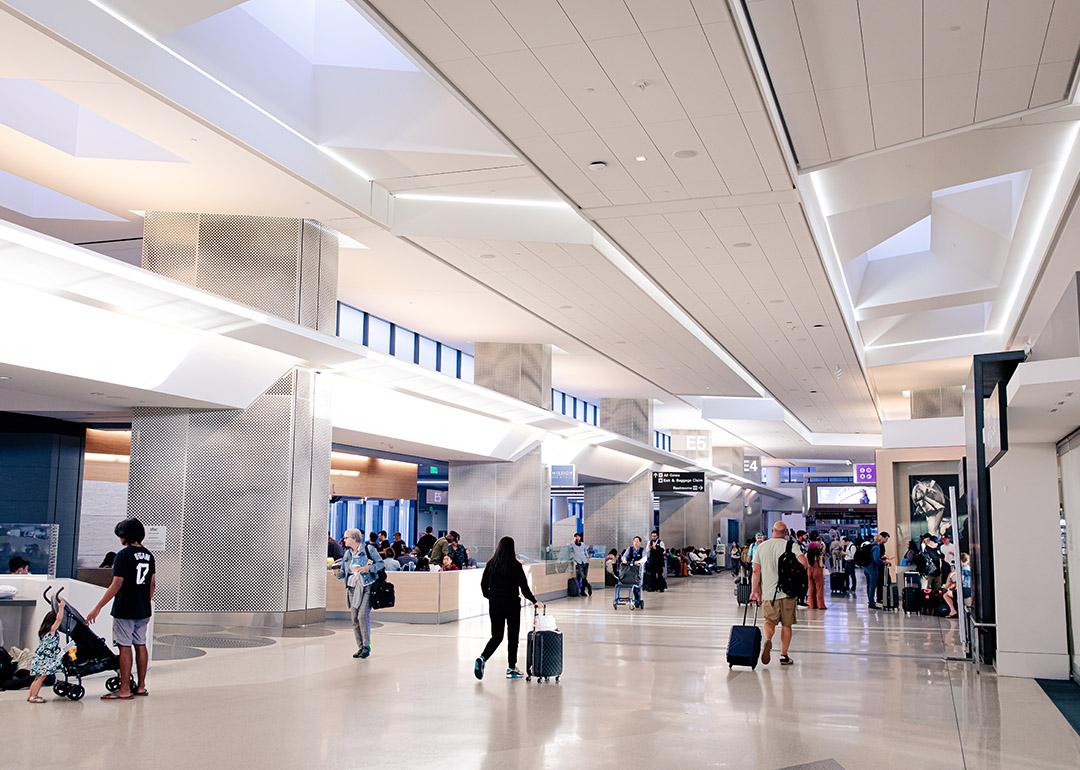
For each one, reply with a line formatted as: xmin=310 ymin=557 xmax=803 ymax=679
xmin=727 ymin=602 xmax=762 ymax=669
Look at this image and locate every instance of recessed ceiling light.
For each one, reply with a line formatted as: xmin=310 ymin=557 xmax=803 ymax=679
xmin=90 ymin=392 xmax=104 ymax=396
xmin=949 ymin=25 xmax=961 ymax=31
xmin=901 ymin=390 xmax=911 ymax=398
xmin=588 ymin=160 xmax=608 ymax=171
xmin=769 ymin=299 xmax=784 ymax=304
xmin=1051 ymin=408 xmax=1059 ymax=413
xmin=615 ymin=340 xmax=626 ymax=344
xmin=559 ymin=304 xmax=573 ymax=310
xmin=479 ymin=253 xmax=497 ymax=259
xmin=733 ymin=242 xmax=752 ymax=248
xmin=584 ymin=86 xmax=596 ymax=93
xmin=634 ymin=155 xmax=647 ymax=162
xmin=812 ymin=323 xmax=826 ymax=328
xmin=0 ymin=376 xmax=10 ymax=381
xmin=809 ymin=390 xmax=818 ymax=394
xmin=673 ymin=149 xmax=698 ymax=159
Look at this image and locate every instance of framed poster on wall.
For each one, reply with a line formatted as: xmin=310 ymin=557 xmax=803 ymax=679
xmin=909 ymin=474 xmax=962 ymax=541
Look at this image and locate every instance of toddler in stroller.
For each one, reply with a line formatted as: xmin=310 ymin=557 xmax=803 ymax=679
xmin=43 ymin=586 xmax=132 ymax=701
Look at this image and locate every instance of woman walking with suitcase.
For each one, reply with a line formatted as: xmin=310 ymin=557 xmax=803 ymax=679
xmin=474 ymin=536 xmax=543 ymax=681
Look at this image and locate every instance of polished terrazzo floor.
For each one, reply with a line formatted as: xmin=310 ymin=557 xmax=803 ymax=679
xmin=3 ymin=575 xmax=1078 ymax=769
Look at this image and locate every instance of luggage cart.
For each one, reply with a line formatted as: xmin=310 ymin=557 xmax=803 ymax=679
xmin=613 ymin=564 xmax=644 ymax=610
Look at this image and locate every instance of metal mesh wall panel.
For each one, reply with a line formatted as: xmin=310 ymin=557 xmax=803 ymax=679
xmin=583 ymin=472 xmax=653 ymax=552
xmin=299 ymin=221 xmax=321 ymax=331
xmin=474 ymin=343 xmax=552 ymax=408
xmin=317 ymin=228 xmax=339 ymax=333
xmin=132 ymin=213 xmax=336 ymax=616
xmin=600 ymin=399 xmax=653 ymax=444
xmin=449 ymin=447 xmax=548 ymax=561
xmin=128 ymin=409 xmax=190 ymax=612
xmin=141 ymin=212 xmax=200 ymax=285
xmin=196 ymin=214 xmax=301 ymax=324
xmin=911 ymin=387 xmax=964 ymax=418
xmin=658 ymin=492 xmax=711 ymax=550
xmin=306 ymin=374 xmax=333 ymax=607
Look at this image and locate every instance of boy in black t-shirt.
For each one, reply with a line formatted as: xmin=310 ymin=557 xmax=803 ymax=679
xmin=87 ymin=518 xmax=155 ymax=701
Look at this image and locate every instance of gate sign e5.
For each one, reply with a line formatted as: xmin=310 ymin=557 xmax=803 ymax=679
xmin=854 ymin=463 xmax=876 ymax=484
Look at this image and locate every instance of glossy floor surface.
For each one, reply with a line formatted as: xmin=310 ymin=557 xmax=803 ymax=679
xmin=3 ymin=576 xmax=1078 ymax=769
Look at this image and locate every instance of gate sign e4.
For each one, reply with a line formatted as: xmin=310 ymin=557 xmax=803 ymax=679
xmin=854 ymin=463 xmax=877 ymax=484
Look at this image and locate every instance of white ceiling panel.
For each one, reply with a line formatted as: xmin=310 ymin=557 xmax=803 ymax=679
xmin=815 ymin=86 xmax=875 ymax=158
xmin=490 ymin=0 xmax=579 ymax=48
xmin=425 ymin=0 xmax=525 ymax=56
xmin=363 ymin=0 xmax=882 ymax=436
xmin=975 ymin=65 xmax=1040 ymax=122
xmin=869 ymin=79 xmax=923 ymax=148
xmin=748 ymin=0 xmax=1076 ymax=164
xmin=644 ymin=25 xmax=739 ymax=119
xmin=924 ymin=73 xmax=980 ymax=135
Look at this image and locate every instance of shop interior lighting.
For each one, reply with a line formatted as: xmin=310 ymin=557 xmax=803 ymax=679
xmin=393 ymin=193 xmax=571 ymax=209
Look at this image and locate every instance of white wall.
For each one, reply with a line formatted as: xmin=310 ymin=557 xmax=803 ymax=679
xmin=990 ymin=443 xmax=1069 ymax=678
xmin=78 ymin=480 xmax=128 ymax=568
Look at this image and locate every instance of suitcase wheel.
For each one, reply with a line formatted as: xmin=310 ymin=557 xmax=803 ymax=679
xmin=555 ymin=676 xmax=560 ymax=682
xmin=526 ymin=676 xmax=531 ymax=682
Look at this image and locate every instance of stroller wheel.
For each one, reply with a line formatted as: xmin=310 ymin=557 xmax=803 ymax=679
xmin=106 ymin=676 xmax=120 ymax=693
xmin=67 ymin=684 xmax=85 ymax=701
xmin=53 ymin=682 xmax=69 ymax=698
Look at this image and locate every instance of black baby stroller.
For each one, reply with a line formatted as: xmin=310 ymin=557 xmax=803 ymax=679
xmin=44 ymin=586 xmax=132 ymax=701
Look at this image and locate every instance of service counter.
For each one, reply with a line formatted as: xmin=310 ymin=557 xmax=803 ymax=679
xmin=326 ymin=557 xmax=606 ymax=624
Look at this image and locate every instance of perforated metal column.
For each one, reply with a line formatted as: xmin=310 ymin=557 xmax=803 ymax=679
xmin=658 ymin=491 xmax=711 ymax=550
xmin=130 ymin=213 xmax=336 ymax=622
xmin=583 ymin=472 xmax=653 ymax=552
xmin=473 ymin=343 xmax=551 ymax=408
xmin=599 ymin=399 xmax=652 ymax=444
xmin=449 ymin=447 xmax=549 ymax=561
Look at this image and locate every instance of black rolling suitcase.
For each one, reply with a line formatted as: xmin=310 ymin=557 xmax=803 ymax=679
xmin=829 ymin=570 xmax=846 ymax=596
xmin=567 ymin=577 xmax=580 ymax=597
xmin=727 ymin=602 xmax=762 ymax=669
xmin=881 ymin=568 xmax=898 ymax=611
xmin=525 ymin=608 xmax=563 ymax=683
xmin=902 ymin=571 xmax=922 ymax=614
xmin=735 ymin=576 xmax=752 ymax=605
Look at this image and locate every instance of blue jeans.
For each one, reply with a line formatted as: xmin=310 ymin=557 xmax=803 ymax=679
xmin=863 ymin=566 xmax=879 ymax=605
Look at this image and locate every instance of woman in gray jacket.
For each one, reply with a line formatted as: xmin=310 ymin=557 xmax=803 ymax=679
xmin=343 ymin=528 xmax=384 ymax=659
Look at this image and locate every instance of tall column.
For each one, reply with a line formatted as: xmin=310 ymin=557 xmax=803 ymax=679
xmin=583 ymin=399 xmax=654 ymax=552
xmin=128 ymin=212 xmax=336 ymax=626
xmin=658 ymin=491 xmax=711 ymax=550
xmin=449 ymin=343 xmax=551 ymax=560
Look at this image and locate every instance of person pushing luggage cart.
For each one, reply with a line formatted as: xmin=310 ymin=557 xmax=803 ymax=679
xmin=613 ymin=536 xmax=646 ymax=610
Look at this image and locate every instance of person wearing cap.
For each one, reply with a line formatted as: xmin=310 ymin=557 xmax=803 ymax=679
xmin=919 ymin=534 xmax=945 ymax=590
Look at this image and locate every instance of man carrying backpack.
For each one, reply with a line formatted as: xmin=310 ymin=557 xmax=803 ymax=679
xmin=751 ymin=522 xmax=808 ymax=667
xmin=858 ymin=533 xmax=890 ymax=608
xmin=918 ymin=534 xmax=944 ymax=590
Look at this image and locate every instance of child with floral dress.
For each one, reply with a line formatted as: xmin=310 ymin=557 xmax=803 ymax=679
xmin=27 ymin=601 xmax=65 ymax=704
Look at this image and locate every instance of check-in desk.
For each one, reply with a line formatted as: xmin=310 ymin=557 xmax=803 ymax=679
xmin=326 ymin=557 xmax=606 ymax=624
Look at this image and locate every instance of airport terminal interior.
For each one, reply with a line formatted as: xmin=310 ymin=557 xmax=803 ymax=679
xmin=4 ymin=1 xmax=1080 ymax=768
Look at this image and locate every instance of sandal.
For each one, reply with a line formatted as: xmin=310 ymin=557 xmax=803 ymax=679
xmin=27 ymin=696 xmax=46 ymax=704
xmin=101 ymin=693 xmax=134 ymax=701
xmin=135 ymin=690 xmax=149 ymax=697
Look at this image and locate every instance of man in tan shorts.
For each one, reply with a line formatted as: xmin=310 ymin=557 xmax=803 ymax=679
xmin=751 ymin=522 xmax=808 ymax=666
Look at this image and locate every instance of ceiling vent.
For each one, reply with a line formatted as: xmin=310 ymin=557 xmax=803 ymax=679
xmin=910 ymin=387 xmax=963 ymax=419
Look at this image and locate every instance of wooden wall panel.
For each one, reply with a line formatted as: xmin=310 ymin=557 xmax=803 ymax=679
xmin=330 ymin=452 xmax=417 ymax=499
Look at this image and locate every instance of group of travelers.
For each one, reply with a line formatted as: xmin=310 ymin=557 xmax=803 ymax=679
xmin=329 ymin=527 xmax=477 ymax=575
xmin=900 ymin=533 xmax=970 ymax=618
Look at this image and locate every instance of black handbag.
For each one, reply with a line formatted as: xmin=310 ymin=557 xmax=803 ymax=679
xmin=369 ymin=575 xmax=396 ymax=610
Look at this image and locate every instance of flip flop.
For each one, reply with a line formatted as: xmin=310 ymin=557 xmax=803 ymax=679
xmin=27 ymin=696 xmax=46 ymax=703
xmin=135 ymin=690 xmax=149 ymax=697
xmin=101 ymin=693 xmax=134 ymax=701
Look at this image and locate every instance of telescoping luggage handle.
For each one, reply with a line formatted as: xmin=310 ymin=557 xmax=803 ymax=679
xmin=741 ymin=598 xmax=759 ymax=627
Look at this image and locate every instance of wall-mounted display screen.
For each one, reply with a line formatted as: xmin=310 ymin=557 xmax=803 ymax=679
xmin=816 ymin=486 xmax=876 ymax=506
xmin=424 ymin=488 xmax=448 ymax=506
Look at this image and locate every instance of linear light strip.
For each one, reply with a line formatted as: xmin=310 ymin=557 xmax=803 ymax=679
xmin=85 ymin=0 xmax=373 ymax=181
xmin=393 ymin=192 xmax=570 ymax=209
